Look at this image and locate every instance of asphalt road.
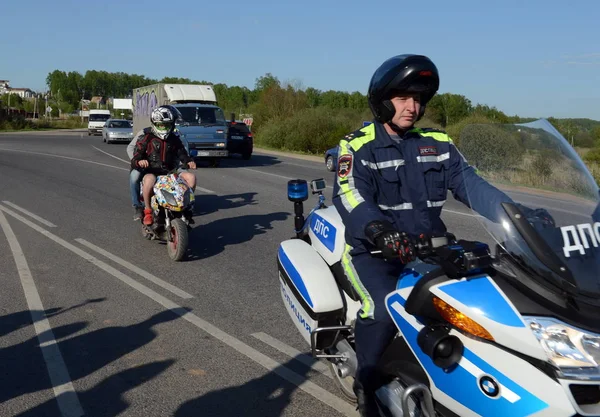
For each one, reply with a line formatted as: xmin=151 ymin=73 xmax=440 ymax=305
xmin=0 ymin=131 xmax=593 ymax=417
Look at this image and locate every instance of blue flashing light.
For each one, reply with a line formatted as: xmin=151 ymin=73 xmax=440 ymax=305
xmin=288 ymin=180 xmax=309 ymax=202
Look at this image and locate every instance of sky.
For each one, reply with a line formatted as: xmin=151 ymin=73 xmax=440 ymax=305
xmin=1 ymin=0 xmax=598 ymax=120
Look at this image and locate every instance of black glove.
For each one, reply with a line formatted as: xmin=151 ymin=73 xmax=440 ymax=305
xmin=365 ymin=220 xmax=415 ymax=263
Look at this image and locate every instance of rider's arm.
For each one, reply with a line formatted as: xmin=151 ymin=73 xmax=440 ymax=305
xmin=127 ymin=131 xmax=144 ymax=160
xmin=131 ymin=135 xmax=149 ymax=170
xmin=447 ymin=140 xmax=514 ymax=222
xmin=332 ymin=140 xmax=389 ymax=243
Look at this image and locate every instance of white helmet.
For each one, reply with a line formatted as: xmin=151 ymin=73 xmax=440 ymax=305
xmin=150 ymin=105 xmax=181 ymax=139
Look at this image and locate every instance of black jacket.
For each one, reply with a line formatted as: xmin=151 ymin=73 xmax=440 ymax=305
xmin=131 ymin=128 xmax=192 ymax=174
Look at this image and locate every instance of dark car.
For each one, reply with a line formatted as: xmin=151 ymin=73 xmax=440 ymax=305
xmin=324 ymin=146 xmax=338 ymax=171
xmin=226 ymin=121 xmax=253 ymax=160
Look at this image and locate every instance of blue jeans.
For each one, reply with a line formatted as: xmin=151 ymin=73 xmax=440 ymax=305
xmin=130 ymin=169 xmax=142 ymax=207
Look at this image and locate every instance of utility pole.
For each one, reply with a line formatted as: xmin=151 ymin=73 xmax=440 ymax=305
xmin=81 ymin=90 xmax=85 ymax=123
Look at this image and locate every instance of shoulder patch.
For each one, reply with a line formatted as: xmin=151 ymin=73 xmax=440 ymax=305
xmin=343 ymin=128 xmax=366 ymax=141
xmin=337 ymin=154 xmax=353 ymax=178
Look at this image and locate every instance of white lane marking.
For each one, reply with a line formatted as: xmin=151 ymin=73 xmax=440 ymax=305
xmin=0 ymin=203 xmax=358 ymax=417
xmin=0 ymin=147 xmax=215 ymax=194
xmin=251 ymin=332 xmax=332 ymax=379
xmin=2 ymin=201 xmax=57 ymax=227
xmin=194 ymin=185 xmax=216 ymax=194
xmin=0 ymin=147 xmax=128 ymax=171
xmin=0 ymin=210 xmax=84 ymax=417
xmin=241 ymin=167 xmax=294 ymax=181
xmin=91 ymin=145 xmax=215 ymax=194
xmin=91 ymin=145 xmax=129 ymax=163
xmin=75 ymin=238 xmax=194 ymax=299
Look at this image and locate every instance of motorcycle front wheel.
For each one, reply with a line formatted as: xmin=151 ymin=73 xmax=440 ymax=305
xmin=167 ymin=218 xmax=188 ymax=261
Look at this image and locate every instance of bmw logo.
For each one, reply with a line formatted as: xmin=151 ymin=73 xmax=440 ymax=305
xmin=479 ymin=375 xmax=500 ymax=398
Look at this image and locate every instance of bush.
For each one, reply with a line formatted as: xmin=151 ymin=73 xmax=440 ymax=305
xmin=415 ymin=116 xmax=443 ymax=131
xmin=584 ymin=147 xmax=600 ymax=164
xmin=459 ymin=123 xmax=525 ymax=172
xmin=530 ymin=153 xmax=553 ymax=179
xmin=445 ymin=114 xmax=497 ymax=147
xmin=255 ymin=107 xmax=367 ymax=154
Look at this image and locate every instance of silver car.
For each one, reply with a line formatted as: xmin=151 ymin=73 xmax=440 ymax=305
xmin=102 ymin=119 xmax=134 ymax=144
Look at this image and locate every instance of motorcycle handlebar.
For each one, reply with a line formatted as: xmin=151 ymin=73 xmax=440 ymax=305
xmin=369 ymin=233 xmax=455 ymax=261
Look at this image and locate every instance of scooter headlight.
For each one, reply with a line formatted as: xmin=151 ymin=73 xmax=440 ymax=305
xmin=524 ymin=316 xmax=600 ymax=379
xmin=161 ymin=190 xmax=178 ymax=207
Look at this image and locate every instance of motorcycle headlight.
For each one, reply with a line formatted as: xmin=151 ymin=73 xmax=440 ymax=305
xmin=524 ymin=316 xmax=600 ymax=379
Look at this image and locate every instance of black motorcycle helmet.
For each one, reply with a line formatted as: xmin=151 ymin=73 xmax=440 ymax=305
xmin=368 ymin=54 xmax=440 ymax=124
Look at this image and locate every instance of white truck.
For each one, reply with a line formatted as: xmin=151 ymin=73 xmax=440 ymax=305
xmin=132 ymin=83 xmax=228 ymax=167
xmin=88 ymin=109 xmax=111 ymax=136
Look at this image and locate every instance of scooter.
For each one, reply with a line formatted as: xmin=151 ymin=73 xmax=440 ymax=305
xmin=139 ymin=170 xmax=195 ymax=261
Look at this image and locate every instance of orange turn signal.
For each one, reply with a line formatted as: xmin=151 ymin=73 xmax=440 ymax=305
xmin=433 ymin=296 xmax=494 ymax=341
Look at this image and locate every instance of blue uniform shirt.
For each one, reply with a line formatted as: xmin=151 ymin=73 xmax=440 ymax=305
xmin=332 ymin=121 xmax=514 ymax=254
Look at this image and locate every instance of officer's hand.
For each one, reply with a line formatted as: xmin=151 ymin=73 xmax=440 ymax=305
xmin=138 ymin=160 xmax=149 ymax=168
xmin=365 ymin=220 xmax=415 ymax=263
xmin=377 ymin=231 xmax=416 ymax=263
xmin=187 ymin=161 xmax=197 ymax=170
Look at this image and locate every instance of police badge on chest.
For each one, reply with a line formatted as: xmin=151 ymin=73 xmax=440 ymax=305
xmin=419 ymin=146 xmax=437 ymax=156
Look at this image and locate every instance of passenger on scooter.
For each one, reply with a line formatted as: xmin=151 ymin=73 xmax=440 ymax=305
xmin=127 ymin=128 xmax=150 ymax=221
xmin=331 ymin=54 xmax=517 ymax=416
xmin=130 ymin=105 xmax=197 ymax=226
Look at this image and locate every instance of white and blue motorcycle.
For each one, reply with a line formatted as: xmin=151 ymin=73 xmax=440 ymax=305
xmin=277 ymin=119 xmax=600 ymax=416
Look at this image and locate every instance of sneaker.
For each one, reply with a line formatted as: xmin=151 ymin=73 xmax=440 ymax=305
xmin=143 ymin=208 xmax=153 ymax=226
xmin=133 ymin=206 xmax=143 ymax=221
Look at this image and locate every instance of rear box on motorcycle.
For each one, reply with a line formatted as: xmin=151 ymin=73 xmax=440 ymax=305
xmin=277 ymin=239 xmax=345 ymax=348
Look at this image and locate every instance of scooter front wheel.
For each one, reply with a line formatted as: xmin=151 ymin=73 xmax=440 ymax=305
xmin=167 ymin=218 xmax=188 ymax=261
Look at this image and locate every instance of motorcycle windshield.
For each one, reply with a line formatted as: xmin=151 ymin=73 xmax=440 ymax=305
xmin=457 ymin=119 xmax=600 ymax=301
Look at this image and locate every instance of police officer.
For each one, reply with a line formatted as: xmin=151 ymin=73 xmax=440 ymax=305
xmin=332 ymin=54 xmax=515 ymax=416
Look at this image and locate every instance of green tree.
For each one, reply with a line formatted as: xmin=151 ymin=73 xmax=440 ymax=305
xmin=428 ymin=93 xmax=472 ymax=127
xmin=255 ymin=73 xmax=280 ymax=93
xmin=305 ymin=87 xmax=321 ymax=108
xmin=471 ymin=104 xmax=509 ymax=123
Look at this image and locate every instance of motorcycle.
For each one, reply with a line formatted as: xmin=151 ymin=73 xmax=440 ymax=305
xmin=139 ymin=170 xmax=195 ymax=261
xmin=277 ymin=119 xmax=600 ymax=416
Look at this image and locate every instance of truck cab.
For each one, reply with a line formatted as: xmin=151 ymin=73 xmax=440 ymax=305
xmin=88 ymin=109 xmax=111 ymax=136
xmin=174 ymin=103 xmax=228 ymax=167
